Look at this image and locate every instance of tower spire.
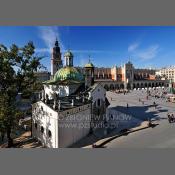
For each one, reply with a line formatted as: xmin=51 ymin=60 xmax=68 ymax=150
xmin=88 ymin=54 xmax=91 ymax=63
xmin=51 ymin=37 xmax=63 ymax=76
xmin=55 ymin=37 xmax=59 ymax=47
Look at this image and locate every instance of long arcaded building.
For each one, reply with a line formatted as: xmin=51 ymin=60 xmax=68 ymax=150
xmin=78 ymin=61 xmax=168 ymax=90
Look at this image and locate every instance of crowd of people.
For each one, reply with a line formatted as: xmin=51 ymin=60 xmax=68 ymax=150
xmin=147 ymin=88 xmax=168 ymax=99
xmin=110 ymin=89 xmax=130 ymax=94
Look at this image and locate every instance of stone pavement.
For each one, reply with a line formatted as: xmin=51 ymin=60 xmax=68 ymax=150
xmin=104 ymin=89 xmax=175 ymax=148
xmin=82 ymin=121 xmax=149 ymax=148
xmin=72 ymin=89 xmax=171 ymax=148
xmin=107 ymin=90 xmax=175 ymax=121
xmin=70 ymin=119 xmax=150 ymax=148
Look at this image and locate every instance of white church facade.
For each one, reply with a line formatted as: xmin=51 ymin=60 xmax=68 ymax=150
xmin=32 ymin=39 xmax=109 ymax=148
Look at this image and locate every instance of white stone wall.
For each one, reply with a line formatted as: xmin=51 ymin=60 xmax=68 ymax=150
xmin=89 ymin=84 xmax=106 ymax=106
xmin=44 ymin=84 xmax=80 ymax=99
xmin=58 ymin=104 xmax=91 ymax=147
xmin=32 ymin=101 xmax=59 ymax=148
xmin=32 ymin=101 xmax=91 ymax=148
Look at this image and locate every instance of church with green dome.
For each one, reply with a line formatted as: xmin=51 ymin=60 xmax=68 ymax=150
xmin=42 ymin=39 xmax=96 ymax=99
xmin=43 ymin=49 xmax=87 ymax=97
xmin=45 ymin=50 xmax=84 ymax=85
xmin=32 ymin=40 xmax=108 ymax=148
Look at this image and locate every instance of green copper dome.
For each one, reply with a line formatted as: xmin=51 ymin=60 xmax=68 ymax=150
xmin=54 ymin=66 xmax=84 ymax=82
xmin=85 ymin=59 xmax=94 ymax=68
xmin=85 ymin=62 xmax=94 ymax=68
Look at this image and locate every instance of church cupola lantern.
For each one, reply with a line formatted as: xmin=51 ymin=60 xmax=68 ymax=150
xmin=64 ymin=50 xmax=74 ymax=67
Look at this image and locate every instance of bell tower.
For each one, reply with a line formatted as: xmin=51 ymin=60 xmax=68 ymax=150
xmin=84 ymin=59 xmax=94 ymax=89
xmin=64 ymin=50 xmax=73 ymax=67
xmin=51 ymin=38 xmax=63 ymax=76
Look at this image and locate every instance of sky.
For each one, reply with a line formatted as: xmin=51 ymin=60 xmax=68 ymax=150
xmin=0 ymin=26 xmax=175 ymax=71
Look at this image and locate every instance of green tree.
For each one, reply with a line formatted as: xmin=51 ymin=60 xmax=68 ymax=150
xmin=0 ymin=42 xmax=43 ymax=147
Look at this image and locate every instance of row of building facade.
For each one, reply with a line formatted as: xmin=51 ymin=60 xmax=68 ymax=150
xmin=156 ymin=66 xmax=175 ymax=87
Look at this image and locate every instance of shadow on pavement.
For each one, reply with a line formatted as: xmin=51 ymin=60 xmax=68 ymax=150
xmin=70 ymin=104 xmax=165 ymax=148
xmin=111 ymin=105 xmax=168 ymax=121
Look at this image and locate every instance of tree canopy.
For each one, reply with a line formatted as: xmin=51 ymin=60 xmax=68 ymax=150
xmin=0 ymin=42 xmax=44 ymax=147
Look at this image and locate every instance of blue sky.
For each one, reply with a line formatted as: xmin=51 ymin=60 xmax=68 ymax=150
xmin=0 ymin=26 xmax=175 ymax=71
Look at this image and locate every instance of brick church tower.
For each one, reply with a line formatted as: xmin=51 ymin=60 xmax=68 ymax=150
xmin=51 ymin=38 xmax=63 ymax=76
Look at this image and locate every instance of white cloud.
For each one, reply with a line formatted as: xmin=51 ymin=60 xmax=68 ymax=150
xmin=35 ymin=48 xmax=117 ymax=54
xmin=37 ymin=26 xmax=65 ymax=51
xmin=137 ymin=45 xmax=159 ymax=60
xmin=128 ymin=42 xmax=140 ymax=52
xmin=128 ymin=41 xmax=160 ymax=61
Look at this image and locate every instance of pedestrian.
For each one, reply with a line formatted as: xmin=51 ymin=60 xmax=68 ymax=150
xmin=139 ymin=98 xmax=141 ymax=102
xmin=153 ymin=101 xmax=156 ymax=109
xmin=92 ymin=143 xmax=97 ymax=148
xmin=127 ymin=103 xmax=129 ymax=108
xmin=167 ymin=113 xmax=172 ymax=123
xmin=171 ymin=113 xmax=175 ymax=122
xmin=154 ymin=103 xmax=157 ymax=109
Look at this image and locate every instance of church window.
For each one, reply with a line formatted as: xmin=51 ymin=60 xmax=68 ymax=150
xmin=97 ymin=109 xmax=100 ymax=116
xmin=94 ymin=101 xmax=96 ymax=107
xmin=34 ymin=123 xmax=38 ymax=129
xmin=97 ymin=99 xmax=101 ymax=107
xmin=111 ymin=114 xmax=113 ymax=120
xmin=48 ymin=130 xmax=52 ymax=138
xmin=41 ymin=126 xmax=44 ymax=134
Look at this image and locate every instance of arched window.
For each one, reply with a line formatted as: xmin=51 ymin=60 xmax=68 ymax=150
xmin=48 ymin=130 xmax=52 ymax=138
xmin=111 ymin=114 xmax=113 ymax=120
xmin=97 ymin=99 xmax=101 ymax=107
xmin=34 ymin=123 xmax=37 ymax=129
xmin=94 ymin=101 xmax=96 ymax=108
xmin=41 ymin=126 xmax=44 ymax=134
